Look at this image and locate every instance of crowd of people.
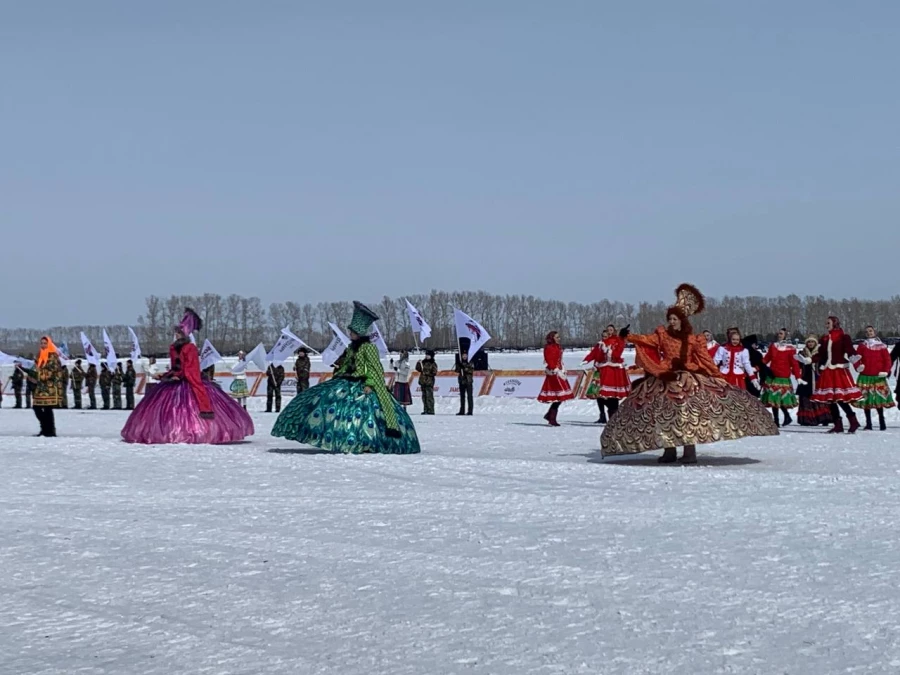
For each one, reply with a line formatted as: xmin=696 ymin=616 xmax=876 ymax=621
xmin=535 ymin=283 xmax=898 ymax=464
xmin=3 ymin=288 xmax=898 ymax=462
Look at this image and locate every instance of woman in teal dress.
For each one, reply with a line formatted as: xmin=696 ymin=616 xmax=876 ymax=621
xmin=272 ymin=301 xmax=420 ymax=454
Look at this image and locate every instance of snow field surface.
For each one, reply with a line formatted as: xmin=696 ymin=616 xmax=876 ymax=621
xmin=2 ymin=390 xmax=900 ymax=673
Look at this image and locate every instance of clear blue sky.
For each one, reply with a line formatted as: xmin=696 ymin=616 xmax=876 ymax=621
xmin=2 ymin=1 xmax=899 ymax=327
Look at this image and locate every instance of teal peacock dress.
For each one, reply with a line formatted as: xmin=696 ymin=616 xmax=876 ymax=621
xmin=271 ymin=339 xmax=420 ymax=454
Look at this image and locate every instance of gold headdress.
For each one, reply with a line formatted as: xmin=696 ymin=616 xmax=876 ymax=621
xmin=668 ymin=283 xmax=706 ymax=319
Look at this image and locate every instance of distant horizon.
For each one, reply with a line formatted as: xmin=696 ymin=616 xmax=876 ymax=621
xmin=3 ymin=286 xmax=899 ymax=332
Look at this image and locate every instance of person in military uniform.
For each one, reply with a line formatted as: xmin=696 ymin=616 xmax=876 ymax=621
xmin=11 ymin=366 xmax=24 ymax=408
xmin=112 ymin=363 xmax=124 ymax=409
xmin=71 ymin=359 xmax=86 ymax=409
xmin=415 ymin=350 xmax=439 ymax=415
xmin=266 ymin=363 xmax=285 ymax=413
xmin=58 ymin=361 xmax=70 ymax=409
xmin=294 ymin=347 xmax=311 ymax=393
xmin=454 ymin=351 xmax=475 ymax=416
xmin=85 ymin=363 xmax=98 ymax=409
xmin=24 ymin=354 xmax=36 ymax=408
xmin=124 ymin=360 xmax=137 ymax=410
xmin=99 ymin=363 xmax=112 ymax=410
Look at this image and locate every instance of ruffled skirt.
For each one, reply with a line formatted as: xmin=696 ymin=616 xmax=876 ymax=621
xmin=760 ymin=377 xmax=799 ymax=408
xmin=852 ymin=375 xmax=895 ymax=409
xmin=229 ymin=377 xmax=251 ymax=399
xmin=538 ymin=374 xmax=574 ymax=403
xmin=601 ymin=372 xmax=779 ymax=456
xmin=272 ymin=377 xmax=420 ymax=454
xmin=811 ymin=368 xmax=861 ymax=403
xmin=798 ymin=396 xmax=833 ymax=426
xmin=121 ymin=380 xmax=254 ymax=444
xmin=392 ymin=381 xmax=412 ymax=406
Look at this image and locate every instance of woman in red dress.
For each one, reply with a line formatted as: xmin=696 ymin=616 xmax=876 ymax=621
xmin=811 ymin=315 xmax=862 ymax=433
xmin=597 ymin=324 xmax=631 ymax=419
xmin=713 ymin=328 xmax=759 ymax=391
xmin=538 ymin=331 xmax=574 ymax=426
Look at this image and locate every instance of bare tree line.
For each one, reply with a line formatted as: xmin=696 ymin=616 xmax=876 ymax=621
xmin=3 ymin=291 xmax=900 ymax=355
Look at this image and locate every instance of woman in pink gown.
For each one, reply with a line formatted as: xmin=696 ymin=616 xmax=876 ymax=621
xmin=121 ymin=309 xmax=254 ymax=444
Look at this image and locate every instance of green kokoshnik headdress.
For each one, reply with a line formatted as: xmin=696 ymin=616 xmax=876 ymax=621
xmin=348 ymin=301 xmax=379 ymax=336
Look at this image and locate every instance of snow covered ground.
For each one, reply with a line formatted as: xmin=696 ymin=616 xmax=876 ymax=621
xmin=3 ymin=399 xmax=900 ymax=674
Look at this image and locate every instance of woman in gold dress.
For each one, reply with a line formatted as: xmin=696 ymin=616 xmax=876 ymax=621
xmin=601 ymin=284 xmax=778 ymax=463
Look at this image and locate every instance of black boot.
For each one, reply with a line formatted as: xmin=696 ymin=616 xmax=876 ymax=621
xmin=607 ymin=399 xmax=619 ymax=420
xmin=864 ymin=410 xmax=873 ymax=431
xmin=878 ymin=409 xmax=887 ymax=431
xmin=772 ymin=408 xmax=780 ymax=428
xmin=658 ymin=447 xmax=677 ymax=464
xmin=782 ymin=409 xmax=792 ymax=427
xmin=596 ymin=400 xmax=607 ymax=424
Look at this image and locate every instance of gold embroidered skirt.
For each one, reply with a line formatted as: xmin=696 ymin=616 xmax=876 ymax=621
xmin=600 ymin=372 xmax=779 ymax=456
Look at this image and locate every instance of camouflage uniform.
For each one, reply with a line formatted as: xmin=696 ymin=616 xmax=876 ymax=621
xmin=124 ymin=364 xmax=137 ymax=410
xmin=99 ymin=365 xmax=112 ymax=410
xmin=455 ymin=357 xmax=475 ymax=415
xmin=112 ymin=366 xmax=124 ymax=410
xmin=11 ymin=368 xmax=24 ymax=408
xmin=266 ymin=364 xmax=285 ymax=413
xmin=416 ymin=356 xmax=439 ymax=415
xmin=58 ymin=365 xmax=69 ymax=409
xmin=295 ymin=352 xmax=311 ymax=393
xmin=71 ymin=364 xmax=85 ymax=409
xmin=85 ymin=365 xmax=98 ymax=409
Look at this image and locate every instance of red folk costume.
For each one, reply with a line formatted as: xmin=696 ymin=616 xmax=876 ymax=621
xmin=706 ymin=339 xmax=720 ymax=360
xmin=760 ymin=341 xmax=801 ymax=409
xmin=598 ymin=335 xmax=631 ymax=399
xmin=811 ymin=325 xmax=862 ymax=403
xmin=538 ymin=341 xmax=574 ymax=403
xmin=852 ymin=338 xmax=895 ymax=411
xmin=583 ymin=336 xmax=631 ymax=399
xmin=763 ymin=342 xmax=802 ymax=381
xmin=713 ymin=343 xmax=757 ymax=390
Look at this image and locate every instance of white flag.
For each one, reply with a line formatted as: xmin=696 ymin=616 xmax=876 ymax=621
xmin=80 ymin=332 xmax=100 ymax=366
xmin=127 ymin=327 xmax=142 ymax=360
xmin=245 ymin=343 xmax=269 ymax=372
xmin=321 ymin=322 xmax=351 ymax=368
xmin=368 ymin=322 xmax=389 ymax=357
xmin=102 ymin=329 xmax=117 ymax=368
xmin=454 ymin=308 xmax=491 ymax=359
xmin=199 ymin=339 xmax=222 ymax=371
xmin=267 ymin=327 xmax=315 ymax=366
xmin=405 ymin=300 xmax=432 ymax=340
xmin=0 ymin=351 xmax=20 ymax=365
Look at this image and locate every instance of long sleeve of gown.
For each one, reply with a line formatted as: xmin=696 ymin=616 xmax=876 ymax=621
xmin=628 ymin=330 xmax=666 ymax=377
xmin=356 ymin=343 xmax=400 ymax=432
xmin=180 ymin=344 xmax=212 ymax=415
xmin=690 ymin=337 xmax=724 ymax=378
